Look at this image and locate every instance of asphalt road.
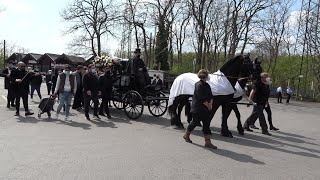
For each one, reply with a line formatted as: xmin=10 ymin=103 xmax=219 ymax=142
xmin=0 ymin=77 xmax=319 ymax=180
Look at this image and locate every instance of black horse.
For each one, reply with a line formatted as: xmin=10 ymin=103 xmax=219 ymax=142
xmin=222 ymin=78 xmax=250 ymax=136
xmin=168 ymin=55 xmax=262 ymax=138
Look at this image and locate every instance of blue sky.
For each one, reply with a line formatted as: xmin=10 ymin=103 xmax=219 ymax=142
xmin=0 ymin=0 xmax=302 ymax=57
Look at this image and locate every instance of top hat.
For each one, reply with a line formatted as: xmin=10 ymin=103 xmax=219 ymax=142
xmin=134 ymin=48 xmax=141 ymax=53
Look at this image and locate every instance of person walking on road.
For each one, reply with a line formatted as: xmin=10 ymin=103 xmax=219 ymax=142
xmin=45 ymin=70 xmax=53 ymax=95
xmin=83 ymin=64 xmax=101 ymax=120
xmin=277 ymin=86 xmax=283 ymax=103
xmin=98 ymin=66 xmax=113 ymax=119
xmin=9 ymin=62 xmax=36 ymax=116
xmin=30 ymin=70 xmax=43 ymax=100
xmin=54 ymin=64 xmax=77 ymax=121
xmin=286 ymin=87 xmax=293 ymax=104
xmin=0 ymin=62 xmax=16 ymax=108
xmin=183 ymin=69 xmax=217 ymax=149
xmin=72 ymin=65 xmax=84 ymax=110
xmin=243 ymin=72 xmax=272 ymax=136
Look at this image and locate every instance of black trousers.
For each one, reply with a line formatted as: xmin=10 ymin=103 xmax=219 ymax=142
xmin=99 ymin=96 xmax=110 ymax=116
xmin=187 ymin=112 xmax=211 ymax=135
xmin=277 ymin=92 xmax=282 ymax=103
xmin=244 ymin=104 xmax=268 ymax=132
xmin=31 ymin=85 xmax=42 ymax=99
xmin=84 ymin=93 xmax=99 ymax=117
xmin=7 ymin=86 xmax=15 ymax=106
xmin=72 ymin=89 xmax=83 ymax=109
xmin=252 ymin=104 xmax=274 ymax=128
xmin=46 ymin=83 xmax=52 ymax=95
xmin=15 ymin=92 xmax=29 ymax=113
xmin=286 ymin=94 xmax=291 ymax=103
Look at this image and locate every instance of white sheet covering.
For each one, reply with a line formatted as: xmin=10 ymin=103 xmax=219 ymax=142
xmin=168 ymin=71 xmax=235 ymax=106
xmin=233 ymin=82 xmax=245 ymax=98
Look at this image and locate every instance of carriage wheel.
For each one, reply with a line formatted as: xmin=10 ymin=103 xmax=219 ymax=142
xmin=123 ymin=91 xmax=144 ymax=120
xmin=148 ymin=92 xmax=168 ymax=117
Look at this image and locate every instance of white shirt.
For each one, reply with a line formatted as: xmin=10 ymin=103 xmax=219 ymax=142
xmin=276 ymin=87 xmax=282 ymax=93
xmin=54 ymin=72 xmax=77 ymax=94
xmin=287 ymin=88 xmax=292 ymax=94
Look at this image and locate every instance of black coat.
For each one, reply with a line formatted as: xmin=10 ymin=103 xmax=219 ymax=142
xmin=83 ymin=72 xmax=100 ymax=94
xmin=45 ymin=74 xmax=52 ymax=84
xmin=98 ymin=72 xmax=113 ymax=99
xmin=252 ymin=81 xmax=270 ymax=105
xmin=126 ymin=58 xmax=147 ymax=75
xmin=9 ymin=68 xmax=34 ymax=95
xmin=0 ymin=67 xmax=14 ymax=89
xmin=31 ymin=74 xmax=43 ymax=86
xmin=191 ymin=80 xmax=213 ymax=114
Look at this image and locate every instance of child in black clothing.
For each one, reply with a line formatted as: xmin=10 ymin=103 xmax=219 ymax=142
xmin=183 ymin=69 xmax=217 ymax=149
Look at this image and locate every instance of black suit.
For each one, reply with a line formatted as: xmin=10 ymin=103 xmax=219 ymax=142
xmin=83 ymin=72 xmax=100 ymax=117
xmin=45 ymin=74 xmax=53 ymax=95
xmin=98 ymin=72 xmax=113 ymax=116
xmin=9 ymin=68 xmax=34 ymax=113
xmin=0 ymin=67 xmax=15 ymax=106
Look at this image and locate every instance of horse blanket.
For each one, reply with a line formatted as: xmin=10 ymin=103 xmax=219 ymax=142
xmin=168 ymin=71 xmax=235 ymax=106
xmin=233 ymin=82 xmax=245 ymax=98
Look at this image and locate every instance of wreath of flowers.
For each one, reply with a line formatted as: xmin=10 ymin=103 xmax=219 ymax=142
xmin=94 ymin=55 xmax=113 ymax=68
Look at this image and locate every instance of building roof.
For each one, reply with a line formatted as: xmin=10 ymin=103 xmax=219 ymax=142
xmin=21 ymin=53 xmax=42 ymax=64
xmin=46 ymin=53 xmax=60 ymax=61
xmin=5 ymin=53 xmax=27 ymax=63
xmin=38 ymin=53 xmax=60 ymax=63
xmin=55 ymin=54 xmax=86 ymax=65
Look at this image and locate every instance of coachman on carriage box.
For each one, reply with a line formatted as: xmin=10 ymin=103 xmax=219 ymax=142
xmin=126 ymin=48 xmax=151 ymax=95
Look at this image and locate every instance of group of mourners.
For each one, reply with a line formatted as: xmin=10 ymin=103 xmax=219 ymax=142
xmin=0 ymin=48 xmax=154 ymax=122
xmin=183 ymin=69 xmax=282 ymax=149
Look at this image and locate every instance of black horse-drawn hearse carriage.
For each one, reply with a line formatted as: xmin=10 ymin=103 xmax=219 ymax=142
xmin=92 ymin=58 xmax=169 ymax=120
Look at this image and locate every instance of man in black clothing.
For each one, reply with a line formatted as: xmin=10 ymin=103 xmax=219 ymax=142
xmin=127 ymin=48 xmax=150 ymax=94
xmin=83 ymin=64 xmax=101 ymax=120
xmin=9 ymin=62 xmax=35 ymax=116
xmin=45 ymin=70 xmax=53 ymax=95
xmin=0 ymin=63 xmax=16 ymax=108
xmin=30 ymin=70 xmax=43 ymax=100
xmin=72 ymin=65 xmax=84 ymax=110
xmin=243 ymin=72 xmax=272 ymax=135
xmin=98 ymin=66 xmax=113 ymax=118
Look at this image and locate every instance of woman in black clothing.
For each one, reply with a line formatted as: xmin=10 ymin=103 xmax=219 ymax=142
xmin=183 ymin=69 xmax=217 ymax=149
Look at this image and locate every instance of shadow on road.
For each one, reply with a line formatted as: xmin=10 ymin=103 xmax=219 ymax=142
xmin=87 ymin=119 xmax=117 ymax=128
xmin=189 ymin=128 xmax=320 ymax=160
xmin=191 ymin=143 xmax=265 ymax=165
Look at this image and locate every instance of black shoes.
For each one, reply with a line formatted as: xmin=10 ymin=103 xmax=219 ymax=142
xmin=250 ymin=125 xmax=259 ymax=129
xmin=98 ymin=113 xmax=106 ymax=117
xmin=85 ymin=115 xmax=91 ymax=120
xmin=25 ymin=111 xmax=34 ymax=116
xmin=107 ymin=115 xmax=112 ymax=119
xmin=14 ymin=112 xmax=20 ymax=116
xmin=262 ymin=131 xmax=272 ymax=136
xmin=243 ymin=126 xmax=253 ymax=132
xmin=270 ymin=126 xmax=279 ymax=131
